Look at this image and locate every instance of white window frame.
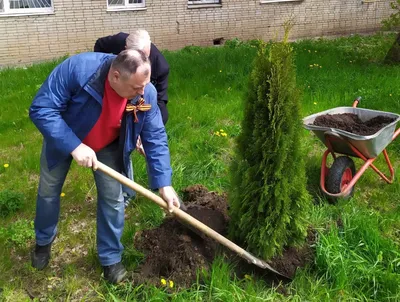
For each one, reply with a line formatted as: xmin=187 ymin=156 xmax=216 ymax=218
xmin=107 ymin=0 xmax=146 ymax=12
xmin=188 ymin=0 xmax=220 ymax=4
xmin=0 ymin=0 xmax=53 ymax=16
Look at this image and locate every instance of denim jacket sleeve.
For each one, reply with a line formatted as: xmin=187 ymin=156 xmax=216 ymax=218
xmin=140 ymin=84 xmax=172 ymax=189
xmin=29 ymin=57 xmax=82 ymax=158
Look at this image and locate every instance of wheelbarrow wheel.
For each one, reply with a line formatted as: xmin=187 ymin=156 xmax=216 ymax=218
xmin=325 ymin=156 xmax=356 ymax=201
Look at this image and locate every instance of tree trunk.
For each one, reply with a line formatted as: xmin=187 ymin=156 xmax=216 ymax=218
xmin=384 ymin=32 xmax=400 ymax=64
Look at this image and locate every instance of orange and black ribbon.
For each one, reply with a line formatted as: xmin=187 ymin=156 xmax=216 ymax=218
xmin=125 ymin=97 xmax=152 ymax=123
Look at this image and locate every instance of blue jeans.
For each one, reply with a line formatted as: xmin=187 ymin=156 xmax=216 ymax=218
xmin=34 ymin=140 xmax=125 ymax=266
xmin=122 ymin=159 xmax=136 ymax=207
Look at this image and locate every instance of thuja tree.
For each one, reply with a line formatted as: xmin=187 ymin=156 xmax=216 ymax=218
xmin=229 ymin=30 xmax=310 ymax=259
xmin=383 ymin=1 xmax=400 ymax=64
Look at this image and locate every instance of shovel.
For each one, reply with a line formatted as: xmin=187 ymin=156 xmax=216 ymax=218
xmin=96 ymin=161 xmax=290 ymax=280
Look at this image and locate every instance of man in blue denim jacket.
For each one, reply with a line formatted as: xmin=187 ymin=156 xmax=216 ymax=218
xmin=29 ymin=49 xmax=180 ymax=284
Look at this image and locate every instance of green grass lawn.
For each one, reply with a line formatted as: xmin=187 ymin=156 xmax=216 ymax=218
xmin=0 ymin=33 xmax=399 ymax=301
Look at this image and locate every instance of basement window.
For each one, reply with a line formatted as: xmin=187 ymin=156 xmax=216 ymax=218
xmin=188 ymin=0 xmax=222 ymax=8
xmin=107 ymin=0 xmax=146 ymax=11
xmin=0 ymin=0 xmax=53 ymax=16
xmin=260 ymin=0 xmax=302 ymax=3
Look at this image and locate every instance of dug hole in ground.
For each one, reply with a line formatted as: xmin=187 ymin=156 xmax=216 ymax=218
xmin=133 ymin=185 xmax=315 ymax=289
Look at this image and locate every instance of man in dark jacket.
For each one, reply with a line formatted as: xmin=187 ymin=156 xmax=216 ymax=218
xmin=29 ymin=49 xmax=180 ymax=284
xmin=94 ymin=30 xmax=169 ymax=125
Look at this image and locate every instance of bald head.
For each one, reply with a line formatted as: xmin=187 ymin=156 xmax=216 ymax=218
xmin=108 ymin=49 xmax=151 ymax=99
xmin=111 ymin=49 xmax=150 ymax=79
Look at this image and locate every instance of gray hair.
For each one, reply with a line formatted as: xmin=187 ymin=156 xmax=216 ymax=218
xmin=111 ymin=49 xmax=150 ymax=79
xmin=126 ymin=29 xmax=151 ymax=51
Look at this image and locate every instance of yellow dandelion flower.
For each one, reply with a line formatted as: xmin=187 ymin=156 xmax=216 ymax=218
xmin=60 ymin=192 xmax=66 ymax=197
xmin=219 ymin=70 xmax=222 ymax=73
xmin=308 ymin=50 xmax=311 ymax=53
xmin=221 ymin=132 xmax=228 ymax=137
xmin=314 ymin=64 xmax=318 ymax=66
xmin=215 ymin=131 xmax=220 ymax=136
xmin=313 ymin=102 xmax=317 ymax=105
xmin=390 ymin=94 xmax=392 ymax=97
xmin=309 ymin=65 xmax=313 ymax=68
xmin=315 ymin=50 xmax=317 ymax=53
xmin=308 ymin=86 xmax=310 ymax=88
xmin=220 ymin=129 xmax=224 ymax=132
xmin=161 ymin=278 xmax=167 ymax=286
xmin=3 ymin=164 xmax=9 ymax=168
xmin=169 ymin=280 xmax=174 ymax=288
xmin=319 ymin=66 xmax=322 ymax=68
xmin=244 ymin=274 xmax=252 ymax=280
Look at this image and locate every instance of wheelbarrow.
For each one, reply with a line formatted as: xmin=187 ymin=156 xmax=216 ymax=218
xmin=303 ymin=97 xmax=400 ymax=201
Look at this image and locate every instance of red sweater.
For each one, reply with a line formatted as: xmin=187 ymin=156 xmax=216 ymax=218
xmin=83 ymin=79 xmax=127 ymax=152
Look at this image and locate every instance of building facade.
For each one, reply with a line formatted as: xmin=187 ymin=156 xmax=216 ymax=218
xmin=0 ymin=0 xmax=393 ymax=67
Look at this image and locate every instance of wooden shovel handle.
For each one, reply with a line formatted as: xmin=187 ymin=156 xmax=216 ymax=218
xmin=96 ymin=161 xmax=289 ymax=279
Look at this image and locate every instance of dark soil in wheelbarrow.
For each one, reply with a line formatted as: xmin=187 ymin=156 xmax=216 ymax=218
xmin=133 ymin=185 xmax=315 ymax=289
xmin=313 ymin=113 xmax=395 ymax=136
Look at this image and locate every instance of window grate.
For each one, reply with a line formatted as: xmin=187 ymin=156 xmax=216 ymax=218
xmin=108 ymin=0 xmax=124 ymax=6
xmin=9 ymin=0 xmax=51 ymax=9
xmin=188 ymin=0 xmax=220 ymax=4
xmin=108 ymin=0 xmax=144 ymax=7
xmin=0 ymin=0 xmax=53 ymax=14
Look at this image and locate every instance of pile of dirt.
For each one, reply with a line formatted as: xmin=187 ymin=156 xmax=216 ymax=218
xmin=133 ymin=185 xmax=229 ymax=288
xmin=313 ymin=113 xmax=395 ymax=136
xmin=133 ymin=185 xmax=315 ymax=288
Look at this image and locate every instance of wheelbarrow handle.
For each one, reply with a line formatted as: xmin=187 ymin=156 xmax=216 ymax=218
xmin=95 ymin=161 xmax=290 ymax=280
xmin=352 ymin=96 xmax=362 ymax=108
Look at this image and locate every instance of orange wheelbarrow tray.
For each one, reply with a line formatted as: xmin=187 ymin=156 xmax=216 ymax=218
xmin=302 ymin=98 xmax=400 ymax=200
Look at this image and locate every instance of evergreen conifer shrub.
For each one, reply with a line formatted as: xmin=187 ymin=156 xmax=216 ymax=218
xmin=229 ymin=29 xmax=311 ymax=259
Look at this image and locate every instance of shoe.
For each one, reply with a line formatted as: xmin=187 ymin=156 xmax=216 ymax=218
xmin=31 ymin=238 xmax=55 ymax=270
xmin=103 ymin=262 xmax=127 ymax=284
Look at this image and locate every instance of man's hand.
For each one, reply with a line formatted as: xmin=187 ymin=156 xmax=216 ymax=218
xmin=159 ymin=186 xmax=180 ymax=213
xmin=71 ymin=143 xmax=98 ymax=170
xmin=136 ymin=136 xmax=146 ymax=157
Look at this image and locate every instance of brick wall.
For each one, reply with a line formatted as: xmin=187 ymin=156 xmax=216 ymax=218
xmin=0 ymin=0 xmax=393 ymax=67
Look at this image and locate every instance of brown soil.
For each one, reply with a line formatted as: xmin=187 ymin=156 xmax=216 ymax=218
xmin=133 ymin=185 xmax=228 ymax=288
xmin=313 ymin=113 xmax=395 ymax=136
xmin=267 ymin=230 xmax=316 ymax=279
xmin=227 ymin=228 xmax=316 ymax=284
xmin=133 ymin=185 xmax=314 ymax=288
